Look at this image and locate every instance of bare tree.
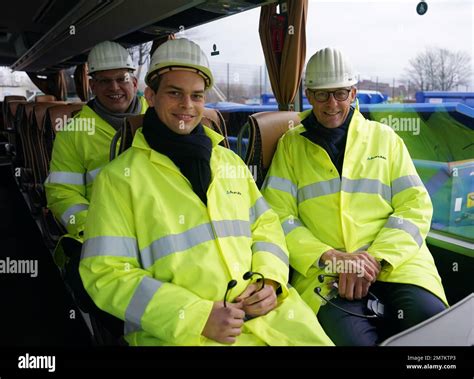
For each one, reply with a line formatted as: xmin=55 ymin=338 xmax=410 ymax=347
xmin=405 ymin=47 xmax=471 ymax=91
xmin=128 ymin=42 xmax=152 ymax=83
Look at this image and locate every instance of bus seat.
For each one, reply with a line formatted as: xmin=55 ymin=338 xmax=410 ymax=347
xmin=3 ymin=98 xmax=28 ymax=161
xmin=31 ymin=102 xmax=67 ymax=183
xmin=43 ymin=103 xmax=84 ymax=162
xmin=35 ymin=95 xmax=57 ymax=102
xmin=15 ymin=103 xmax=36 ymax=190
xmin=26 ymin=102 xmax=68 ymax=212
xmin=203 ymin=108 xmax=229 ymax=149
xmin=2 ymin=96 xmax=26 ymax=130
xmin=243 ymin=111 xmax=301 ymax=188
xmin=40 ymin=104 xmax=84 ymax=249
xmin=110 ymin=108 xmax=230 ymax=161
xmin=0 ymin=101 xmax=7 ymax=164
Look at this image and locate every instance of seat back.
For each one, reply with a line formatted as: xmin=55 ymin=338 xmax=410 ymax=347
xmin=202 ymin=108 xmax=229 ymax=149
xmin=35 ymin=95 xmax=57 ymax=102
xmin=30 ymin=101 xmax=67 ymax=185
xmin=16 ymin=102 xmax=36 ymax=171
xmin=43 ymin=103 xmax=84 ymax=164
xmin=40 ymin=103 xmax=83 ymax=253
xmin=2 ymin=95 xmax=26 ymax=130
xmin=243 ymin=111 xmax=301 ymax=187
xmin=2 ymin=99 xmax=28 ymax=164
xmin=110 ymin=108 xmax=229 ymax=161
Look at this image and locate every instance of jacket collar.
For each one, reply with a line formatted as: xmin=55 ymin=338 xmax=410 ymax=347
xmin=77 ymin=96 xmax=148 ymax=135
xmin=76 ymin=105 xmax=117 ymax=135
xmin=132 ymin=124 xmax=224 ymax=170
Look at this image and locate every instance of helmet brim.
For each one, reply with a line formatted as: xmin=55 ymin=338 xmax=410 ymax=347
xmin=146 ymin=63 xmax=213 ymax=89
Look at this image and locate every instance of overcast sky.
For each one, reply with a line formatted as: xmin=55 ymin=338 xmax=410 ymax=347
xmin=181 ymin=0 xmax=473 ymax=87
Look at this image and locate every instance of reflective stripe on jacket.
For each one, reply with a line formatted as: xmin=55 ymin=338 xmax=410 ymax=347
xmin=45 ymin=97 xmax=148 ymax=240
xmin=261 ymin=108 xmax=447 ymax=313
xmin=79 ymin=126 xmax=333 ymax=346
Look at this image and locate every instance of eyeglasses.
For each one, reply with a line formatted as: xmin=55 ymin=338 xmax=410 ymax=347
xmin=92 ymin=74 xmax=132 ymax=87
xmin=309 ymin=88 xmax=352 ymax=102
xmin=223 ymin=271 xmax=265 ymax=307
xmin=314 ymin=274 xmax=384 ymax=318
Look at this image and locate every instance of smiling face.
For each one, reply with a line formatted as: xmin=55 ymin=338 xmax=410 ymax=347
xmin=90 ymin=68 xmax=138 ymax=113
xmin=144 ymin=70 xmax=206 ymax=135
xmin=306 ymin=87 xmax=357 ymax=129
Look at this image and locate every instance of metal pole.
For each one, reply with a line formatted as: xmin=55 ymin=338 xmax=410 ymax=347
xmin=227 ymin=63 xmax=230 ymax=101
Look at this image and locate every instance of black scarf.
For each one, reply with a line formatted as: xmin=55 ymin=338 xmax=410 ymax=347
xmin=301 ymin=107 xmax=354 ymax=175
xmin=88 ymin=95 xmax=142 ymax=131
xmin=142 ymin=108 xmax=212 ymax=205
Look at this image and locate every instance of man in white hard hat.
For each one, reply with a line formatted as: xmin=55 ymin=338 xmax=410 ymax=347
xmin=45 ymin=41 xmax=148 ymax=321
xmin=79 ymin=38 xmax=334 ymax=346
xmin=262 ymin=47 xmax=447 ymax=345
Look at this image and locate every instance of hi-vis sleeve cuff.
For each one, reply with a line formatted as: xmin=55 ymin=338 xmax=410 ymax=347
xmin=124 ymin=276 xmax=163 ymax=335
xmin=249 ymin=197 xmax=270 ymax=225
xmin=384 ymin=216 xmax=423 ymax=247
xmin=60 ymin=203 xmax=88 ymax=228
xmin=281 ymin=216 xmax=303 ymax=235
xmin=251 ymin=241 xmax=289 ymax=266
xmin=391 ymin=175 xmax=424 ymax=197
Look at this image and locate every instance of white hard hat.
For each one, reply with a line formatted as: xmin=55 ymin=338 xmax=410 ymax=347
xmin=305 ymin=47 xmax=357 ymax=89
xmin=88 ymin=41 xmax=136 ymax=74
xmin=146 ymin=38 xmax=213 ymax=89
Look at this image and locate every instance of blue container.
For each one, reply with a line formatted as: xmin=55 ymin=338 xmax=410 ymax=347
xmin=357 ymin=90 xmax=388 ymax=104
xmin=416 ymin=91 xmax=474 ymax=107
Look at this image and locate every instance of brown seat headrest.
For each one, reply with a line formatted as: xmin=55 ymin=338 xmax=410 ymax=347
xmin=4 ymin=95 xmax=26 ymax=103
xmin=46 ymin=103 xmax=84 ymax=134
xmin=35 ymin=95 xmax=57 ymax=102
xmin=250 ymin=111 xmax=301 ymax=169
xmin=8 ymin=100 xmax=28 ymax=118
xmin=126 ymin=114 xmax=144 ymax=136
xmin=202 ymin=108 xmax=220 ymax=129
xmin=33 ymin=102 xmax=67 ymax=131
xmin=21 ymin=102 xmax=36 ymax=120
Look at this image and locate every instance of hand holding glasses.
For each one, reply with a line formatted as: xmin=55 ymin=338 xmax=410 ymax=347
xmin=314 ymin=274 xmax=384 ymax=318
xmin=224 ymin=271 xmax=265 ymax=307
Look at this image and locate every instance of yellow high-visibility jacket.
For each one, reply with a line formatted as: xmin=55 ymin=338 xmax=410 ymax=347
xmin=261 ymin=109 xmax=447 ymax=313
xmin=79 ymin=126 xmax=333 ymax=346
xmin=45 ymin=98 xmax=147 ymax=242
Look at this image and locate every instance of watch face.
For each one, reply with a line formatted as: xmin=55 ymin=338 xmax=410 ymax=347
xmin=417 ymin=1 xmax=428 ymax=15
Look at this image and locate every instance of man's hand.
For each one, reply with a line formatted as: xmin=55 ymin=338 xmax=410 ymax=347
xmin=235 ymin=280 xmax=278 ymax=317
xmin=321 ymin=249 xmax=381 ymax=283
xmin=202 ymin=301 xmax=245 ymax=344
xmin=337 ymin=273 xmax=371 ymax=300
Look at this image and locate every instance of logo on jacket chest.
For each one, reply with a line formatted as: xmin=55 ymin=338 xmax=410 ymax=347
xmin=226 ymin=190 xmax=242 ymax=195
xmin=367 ymin=155 xmax=387 ymax=161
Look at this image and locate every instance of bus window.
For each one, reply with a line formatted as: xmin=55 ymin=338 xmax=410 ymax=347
xmin=306 ymin=0 xmax=474 ymax=245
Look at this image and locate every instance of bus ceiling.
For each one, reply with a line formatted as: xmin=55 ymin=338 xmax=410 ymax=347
xmin=2 ymin=0 xmax=276 ymax=73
